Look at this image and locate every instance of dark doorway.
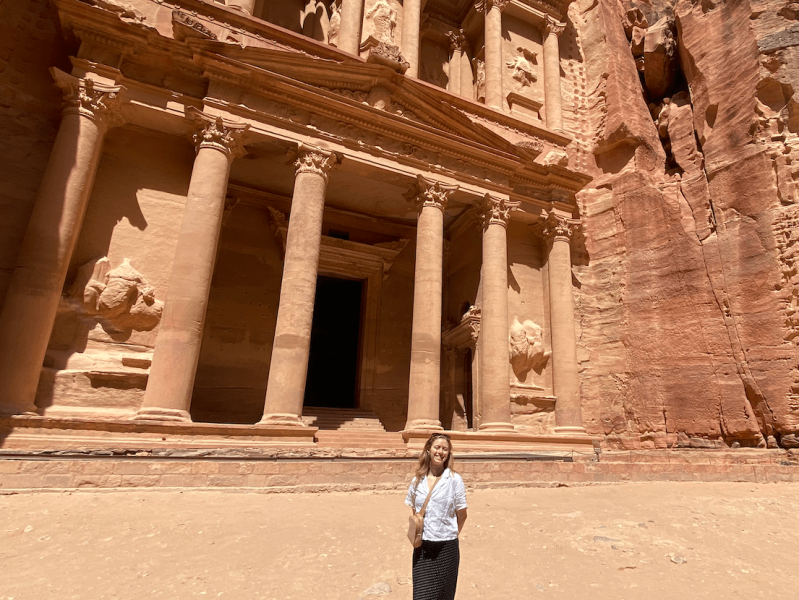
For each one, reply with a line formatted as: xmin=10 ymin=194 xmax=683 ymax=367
xmin=303 ymin=275 xmax=363 ymax=408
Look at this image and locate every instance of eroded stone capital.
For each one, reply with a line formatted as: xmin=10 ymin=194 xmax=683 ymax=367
xmin=477 ymin=194 xmax=520 ymax=229
xmin=189 ymin=108 xmax=249 ymax=159
xmin=404 ymin=175 xmax=459 ymax=213
xmin=51 ymin=68 xmax=125 ymax=130
xmin=475 ymin=0 xmax=509 ymax=13
xmin=540 ymin=209 xmax=581 ymax=243
xmin=294 ymin=144 xmax=337 ymax=183
xmin=447 ymin=29 xmax=467 ymax=52
xmin=544 ymin=15 xmax=566 ymax=38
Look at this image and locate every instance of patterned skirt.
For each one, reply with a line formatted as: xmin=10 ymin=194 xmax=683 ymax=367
xmin=412 ymin=538 xmax=460 ymax=600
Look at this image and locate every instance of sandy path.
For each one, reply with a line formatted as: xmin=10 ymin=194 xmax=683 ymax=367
xmin=1 ymin=482 xmax=797 ymax=599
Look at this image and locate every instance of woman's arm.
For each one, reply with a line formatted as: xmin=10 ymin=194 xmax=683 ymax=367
xmin=456 ymin=508 xmax=467 ymax=533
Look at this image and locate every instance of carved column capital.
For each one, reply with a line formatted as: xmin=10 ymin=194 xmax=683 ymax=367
xmin=477 ymin=194 xmax=520 ymax=229
xmin=404 ymin=175 xmax=459 ymax=213
xmin=475 ymin=0 xmax=509 ymax=13
xmin=294 ymin=144 xmax=338 ymax=183
xmin=540 ymin=209 xmax=581 ymax=244
xmin=189 ymin=108 xmax=249 ymax=159
xmin=544 ymin=15 xmax=566 ymax=37
xmin=447 ymin=29 xmax=467 ymax=52
xmin=51 ymin=68 xmax=125 ymax=130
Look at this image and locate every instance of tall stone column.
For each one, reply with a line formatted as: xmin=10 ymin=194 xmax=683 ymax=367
xmin=447 ymin=31 xmax=465 ymax=96
xmin=543 ymin=16 xmax=566 ymax=132
xmin=0 ymin=70 xmax=123 ymax=416
xmin=260 ymin=146 xmax=337 ymax=426
xmin=477 ymin=194 xmax=519 ymax=432
xmin=404 ymin=176 xmax=458 ymax=431
xmin=541 ymin=210 xmax=585 ymax=434
xmin=226 ymin=0 xmax=256 ymax=15
xmin=460 ymin=42 xmax=475 ymax=98
xmin=401 ymin=0 xmax=423 ymax=78
xmin=338 ymin=0 xmax=365 ymax=55
xmin=477 ymin=0 xmax=507 ymax=110
xmin=135 ymin=110 xmax=248 ymax=422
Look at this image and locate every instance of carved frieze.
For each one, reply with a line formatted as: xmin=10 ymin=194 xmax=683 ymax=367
xmin=477 ymin=194 xmax=521 ymax=229
xmin=172 ymin=9 xmax=216 ymax=42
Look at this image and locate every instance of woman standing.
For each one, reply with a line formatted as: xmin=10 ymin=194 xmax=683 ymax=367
xmin=405 ymin=433 xmax=468 ymax=600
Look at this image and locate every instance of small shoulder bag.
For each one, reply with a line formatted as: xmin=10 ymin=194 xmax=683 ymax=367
xmin=407 ymin=475 xmax=441 ymax=548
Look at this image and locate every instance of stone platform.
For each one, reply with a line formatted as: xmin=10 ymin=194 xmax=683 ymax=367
xmin=0 ymin=448 xmax=797 ymax=493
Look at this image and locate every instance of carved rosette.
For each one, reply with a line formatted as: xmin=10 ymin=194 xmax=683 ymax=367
xmin=189 ymin=108 xmax=249 ymax=159
xmin=544 ymin=16 xmax=566 ymax=38
xmin=404 ymin=175 xmax=459 ymax=213
xmin=540 ymin=209 xmax=581 ymax=244
xmin=477 ymin=194 xmax=521 ymax=230
xmin=294 ymin=145 xmax=337 ymax=184
xmin=475 ymin=0 xmax=509 ymax=13
xmin=52 ymin=68 xmax=125 ymax=130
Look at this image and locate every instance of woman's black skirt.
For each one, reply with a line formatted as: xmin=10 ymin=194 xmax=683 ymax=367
xmin=412 ymin=538 xmax=460 ymax=600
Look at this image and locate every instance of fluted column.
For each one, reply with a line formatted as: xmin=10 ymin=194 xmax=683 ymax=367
xmin=261 ymin=146 xmax=337 ymax=426
xmin=338 ymin=0 xmax=365 ymax=55
xmin=136 ymin=110 xmax=249 ymax=422
xmin=541 ymin=210 xmax=584 ymax=434
xmin=477 ymin=194 xmax=519 ymax=432
xmin=404 ymin=176 xmax=458 ymax=431
xmin=226 ymin=0 xmax=256 ymax=15
xmin=401 ymin=0 xmax=423 ymax=77
xmin=543 ymin=16 xmax=566 ymax=131
xmin=0 ymin=70 xmax=123 ymax=416
xmin=477 ymin=0 xmax=507 ymax=110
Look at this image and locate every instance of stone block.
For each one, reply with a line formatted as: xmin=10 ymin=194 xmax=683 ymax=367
xmin=114 ymin=462 xmax=150 ymax=475
xmin=43 ymin=474 xmax=75 ymax=488
xmin=0 ymin=461 xmax=21 ymax=473
xmin=207 ymin=475 xmax=247 ymax=487
xmin=191 ymin=462 xmax=220 ymax=475
xmin=146 ymin=462 xmax=193 ymax=475
xmin=1 ymin=474 xmax=44 ymax=488
xmin=218 ymin=462 xmax=254 ymax=475
xmin=119 ymin=475 xmax=161 ymax=487
xmin=79 ymin=461 xmax=116 ymax=475
xmin=252 ymin=462 xmax=280 ymax=475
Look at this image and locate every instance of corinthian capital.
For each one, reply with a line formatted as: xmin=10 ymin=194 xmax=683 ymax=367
xmin=540 ymin=209 xmax=581 ymax=243
xmin=477 ymin=194 xmax=520 ymax=229
xmin=189 ymin=108 xmax=249 ymax=159
xmin=475 ymin=0 xmax=509 ymax=14
xmin=294 ymin=144 xmax=337 ymax=183
xmin=51 ymin=68 xmax=125 ymax=130
xmin=404 ymin=175 xmax=459 ymax=213
xmin=544 ymin=15 xmax=566 ymax=37
xmin=447 ymin=29 xmax=467 ymax=52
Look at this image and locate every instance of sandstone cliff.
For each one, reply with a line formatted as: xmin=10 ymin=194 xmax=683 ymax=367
xmin=572 ymin=0 xmax=799 ymax=448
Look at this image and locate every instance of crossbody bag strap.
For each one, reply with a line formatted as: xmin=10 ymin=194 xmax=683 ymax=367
xmin=417 ymin=474 xmax=442 ymax=518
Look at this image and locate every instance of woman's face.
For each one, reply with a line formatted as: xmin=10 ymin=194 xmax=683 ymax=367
xmin=429 ymin=438 xmax=450 ymax=469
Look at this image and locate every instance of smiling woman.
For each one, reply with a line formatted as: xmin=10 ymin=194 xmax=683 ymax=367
xmin=405 ymin=433 xmax=468 ymax=600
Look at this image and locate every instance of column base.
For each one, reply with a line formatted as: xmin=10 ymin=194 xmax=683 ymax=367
xmin=553 ymin=425 xmax=587 ymax=436
xmin=403 ymin=419 xmax=443 ymax=432
xmin=478 ymin=422 xmax=517 ymax=433
xmin=132 ymin=407 xmax=192 ymax=423
xmin=0 ymin=405 xmax=39 ymax=417
xmin=258 ymin=413 xmax=306 ymax=427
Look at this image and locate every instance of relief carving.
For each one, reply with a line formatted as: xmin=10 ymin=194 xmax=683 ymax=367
xmin=172 ymin=10 xmax=216 ymax=42
xmin=328 ymin=0 xmax=341 ymax=46
xmin=509 ymin=317 xmax=550 ymax=378
xmin=365 ymin=0 xmax=397 ymax=44
xmin=360 ymin=1 xmax=408 ymax=73
xmin=473 ymin=58 xmax=486 ymax=103
xmin=506 ymin=47 xmax=538 ymax=88
xmin=70 ymin=257 xmax=163 ymax=332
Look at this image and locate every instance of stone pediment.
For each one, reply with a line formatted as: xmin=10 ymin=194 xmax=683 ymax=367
xmin=187 ymin=39 xmax=527 ymax=160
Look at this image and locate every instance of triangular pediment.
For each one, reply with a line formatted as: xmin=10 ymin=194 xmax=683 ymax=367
xmin=187 ymin=39 xmax=524 ymax=161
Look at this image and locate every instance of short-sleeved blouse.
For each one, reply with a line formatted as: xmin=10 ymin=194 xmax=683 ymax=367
xmin=404 ymin=468 xmax=467 ymax=542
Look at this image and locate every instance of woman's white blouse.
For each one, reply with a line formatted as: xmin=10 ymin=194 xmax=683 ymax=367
xmin=404 ymin=468 xmax=467 ymax=542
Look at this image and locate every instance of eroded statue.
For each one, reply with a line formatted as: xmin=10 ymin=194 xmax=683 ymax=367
xmin=71 ymin=257 xmax=163 ymax=331
xmin=365 ymin=0 xmax=397 ymax=44
xmin=509 ymin=317 xmax=550 ymax=377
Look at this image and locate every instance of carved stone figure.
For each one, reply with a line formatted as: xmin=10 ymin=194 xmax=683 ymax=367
xmin=509 ymin=317 xmax=550 ymax=378
xmin=72 ymin=257 xmax=163 ymax=331
xmin=506 ymin=47 xmax=537 ymax=88
xmin=365 ymin=0 xmax=397 ymax=45
xmin=328 ymin=0 xmax=341 ymax=46
xmin=473 ymin=57 xmax=486 ymax=103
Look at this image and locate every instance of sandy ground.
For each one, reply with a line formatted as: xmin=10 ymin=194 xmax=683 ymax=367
xmin=1 ymin=482 xmax=797 ymax=599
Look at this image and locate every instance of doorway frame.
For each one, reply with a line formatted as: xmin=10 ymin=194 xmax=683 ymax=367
xmin=269 ymin=209 xmax=407 ymax=409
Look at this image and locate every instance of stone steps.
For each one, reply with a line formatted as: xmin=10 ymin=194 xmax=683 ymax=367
xmin=301 ymin=407 xmax=387 ymax=431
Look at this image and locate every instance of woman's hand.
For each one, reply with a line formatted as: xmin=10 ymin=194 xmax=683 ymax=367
xmin=456 ymin=508 xmax=467 ymax=533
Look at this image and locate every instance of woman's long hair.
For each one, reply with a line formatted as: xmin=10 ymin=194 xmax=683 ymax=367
xmin=413 ymin=433 xmax=455 ymax=486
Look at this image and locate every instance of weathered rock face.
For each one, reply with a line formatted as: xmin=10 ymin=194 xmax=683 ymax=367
xmin=573 ymin=0 xmax=799 ymax=448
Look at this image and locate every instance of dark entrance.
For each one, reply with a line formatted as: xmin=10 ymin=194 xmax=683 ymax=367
xmin=303 ymin=275 xmax=363 ymax=408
